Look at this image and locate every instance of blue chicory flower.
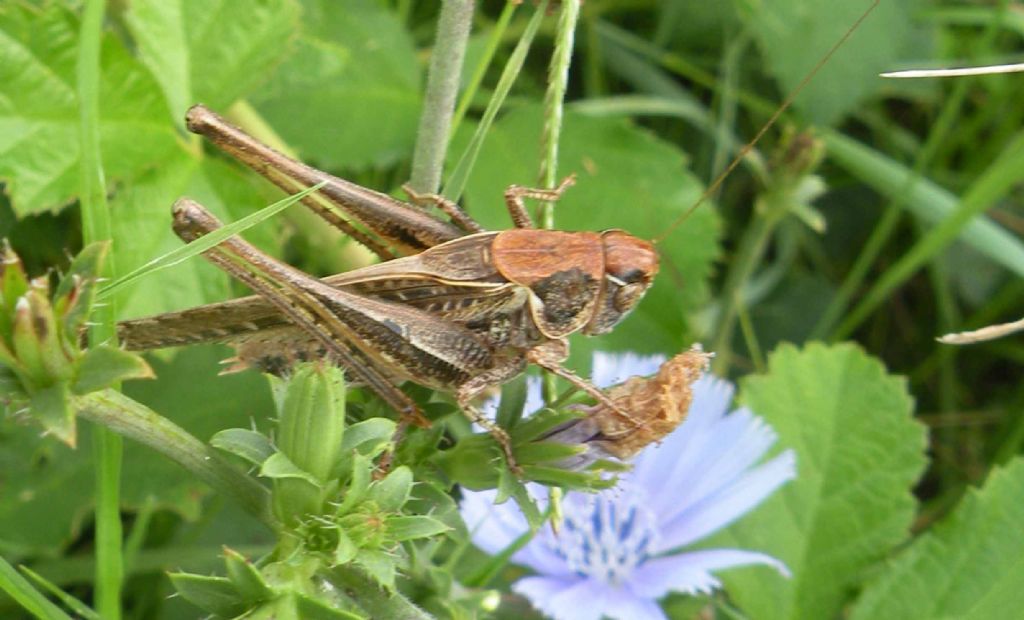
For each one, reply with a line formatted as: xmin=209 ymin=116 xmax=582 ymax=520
xmin=460 ymin=353 xmax=795 ymax=620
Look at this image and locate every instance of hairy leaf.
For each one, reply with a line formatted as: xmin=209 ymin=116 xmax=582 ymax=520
xmin=717 ymin=343 xmax=928 ymax=620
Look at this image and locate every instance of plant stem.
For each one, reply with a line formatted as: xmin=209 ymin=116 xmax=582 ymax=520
xmin=328 ymin=567 xmax=433 ymax=620
xmin=711 ymin=195 xmax=786 ymax=374
xmin=76 ymin=1 xmax=123 ymax=617
xmin=409 ymin=0 xmax=474 ymax=195
xmin=76 ymin=390 xmax=276 ymax=529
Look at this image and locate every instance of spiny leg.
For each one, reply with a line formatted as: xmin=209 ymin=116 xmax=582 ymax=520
xmin=172 ymin=198 xmax=431 ymax=428
xmin=455 ymin=357 xmax=529 ymax=476
xmin=401 ymin=184 xmax=485 ymax=234
xmin=456 ymin=392 xmax=522 ymax=477
xmin=503 ymin=174 xmax=577 ymax=229
xmin=185 ymin=105 xmax=462 ymax=258
xmin=526 ymin=341 xmax=644 ymax=433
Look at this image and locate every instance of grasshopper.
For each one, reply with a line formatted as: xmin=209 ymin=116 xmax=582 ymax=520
xmin=119 ymin=106 xmax=658 ymax=471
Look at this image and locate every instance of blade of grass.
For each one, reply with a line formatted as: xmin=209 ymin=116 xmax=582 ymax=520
xmin=813 ymin=3 xmax=1006 ymax=339
xmin=443 ymin=0 xmax=549 ymax=202
xmin=450 ymin=2 xmax=518 ymax=138
xmin=0 ymin=556 xmax=71 ymax=620
xmin=77 ymin=1 xmax=122 ymax=617
xmin=830 ymin=128 xmax=1024 ymax=339
xmin=98 ymin=182 xmax=326 ymax=300
xmin=18 ymin=566 xmax=100 ymax=620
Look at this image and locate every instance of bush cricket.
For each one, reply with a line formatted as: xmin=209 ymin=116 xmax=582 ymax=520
xmin=121 ymin=106 xmax=658 ymax=472
xmin=117 ymin=2 xmax=877 ymax=472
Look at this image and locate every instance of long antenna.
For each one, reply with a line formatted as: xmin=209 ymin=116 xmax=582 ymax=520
xmin=652 ymin=0 xmax=880 ymax=245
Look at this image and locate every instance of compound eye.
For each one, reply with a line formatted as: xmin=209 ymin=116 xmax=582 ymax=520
xmin=613 ymin=282 xmax=646 ymax=312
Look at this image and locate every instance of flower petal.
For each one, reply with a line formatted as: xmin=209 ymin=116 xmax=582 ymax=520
xmin=602 ymin=589 xmax=669 ymax=620
xmin=462 ymin=487 xmax=580 ymax=578
xmin=655 ymin=449 xmax=796 ymax=551
xmin=650 ymin=409 xmax=782 ymax=522
xmin=591 ymin=351 xmax=666 ymax=388
xmin=514 ymin=576 xmax=606 ymax=620
xmin=460 ymin=489 xmax=528 ymax=555
xmin=629 ymin=549 xmax=789 ymax=599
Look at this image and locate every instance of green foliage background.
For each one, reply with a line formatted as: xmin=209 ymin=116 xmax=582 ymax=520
xmin=3 ymin=0 xmax=1024 ymax=618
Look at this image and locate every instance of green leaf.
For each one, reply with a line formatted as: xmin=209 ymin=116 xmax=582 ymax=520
xmin=252 ymin=0 xmax=421 ymax=170
xmin=223 ymin=547 xmax=272 ymax=605
xmin=338 ymin=418 xmax=396 ymax=459
xmin=293 ymin=592 xmax=366 ymax=620
xmin=743 ymin=0 xmax=928 ymax=125
xmin=433 ymin=433 xmax=503 ymax=491
xmin=99 ymin=181 xmax=326 ymax=301
xmin=367 ymin=466 xmax=412 ymax=513
xmin=52 ymin=241 xmax=108 ymax=337
xmin=506 ymin=477 xmax=543 ymax=530
xmin=520 ymin=465 xmax=615 ymax=490
xmin=495 ymin=374 xmax=527 ymax=431
xmin=260 ymin=452 xmax=321 ymax=488
xmin=0 ymin=3 xmax=178 ymax=216
xmin=334 ymin=453 xmax=372 ymax=516
xmin=717 ymin=343 xmax=928 ymax=620
xmin=72 ymin=346 xmax=154 ymax=394
xmin=513 ymin=409 xmax=584 ymax=443
xmin=513 ymin=440 xmax=586 ymax=465
xmin=124 ymin=0 xmax=301 ymax=117
xmin=851 ymin=458 xmax=1024 ymax=620
xmin=0 ymin=244 xmax=29 ymax=322
xmin=354 ymin=549 xmax=397 ymax=591
xmin=211 ymin=428 xmax=276 ymax=467
xmin=333 ymin=527 xmax=357 ymax=565
xmin=454 ymin=106 xmax=718 ymax=359
xmin=406 ymin=480 xmax=465 ymax=537
xmin=386 ymin=516 xmax=450 ymax=542
xmin=29 ymin=383 xmax=74 ymax=447
xmin=168 ymin=572 xmax=247 ymax=618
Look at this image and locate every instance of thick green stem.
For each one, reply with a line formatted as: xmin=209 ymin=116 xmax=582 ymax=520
xmin=328 ymin=567 xmax=432 ymax=620
xmin=76 ymin=390 xmax=276 ymax=529
xmin=409 ymin=0 xmax=474 ymax=195
xmin=77 ymin=1 xmax=123 ymax=617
